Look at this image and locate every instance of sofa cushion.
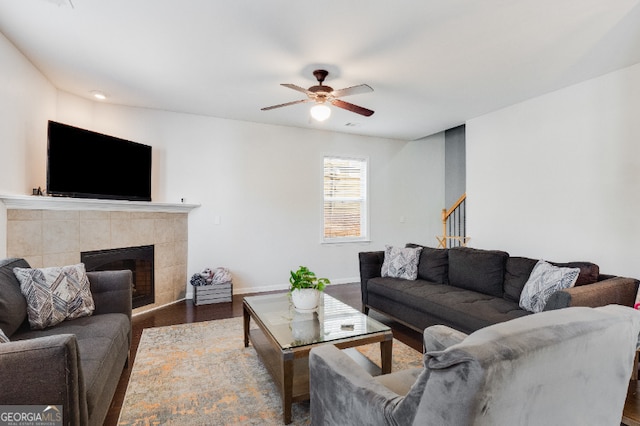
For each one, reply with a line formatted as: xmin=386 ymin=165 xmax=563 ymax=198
xmin=504 ymin=257 xmax=538 ymax=303
xmin=0 ymin=258 xmax=29 ymax=337
xmin=406 ymin=244 xmax=449 ymax=284
xmin=519 ymin=260 xmax=580 ymax=313
xmin=13 ymin=263 xmax=95 ymax=330
xmin=12 ymin=313 xmax=130 ymax=421
xmin=374 ymin=367 xmax=422 ymax=396
xmin=381 ymin=245 xmax=422 ymax=280
xmin=367 ymin=277 xmax=530 ymax=333
xmin=448 ymin=247 xmax=509 ymax=298
xmin=550 ymin=261 xmax=599 ymax=286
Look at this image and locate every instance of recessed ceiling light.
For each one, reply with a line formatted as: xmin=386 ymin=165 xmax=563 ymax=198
xmin=90 ymin=90 xmax=108 ymax=101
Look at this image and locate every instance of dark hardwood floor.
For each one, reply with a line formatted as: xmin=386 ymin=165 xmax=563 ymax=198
xmin=104 ymin=282 xmax=422 ymax=425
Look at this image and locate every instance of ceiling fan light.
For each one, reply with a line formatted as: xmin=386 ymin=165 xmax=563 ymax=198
xmin=310 ymin=104 xmax=331 ymax=122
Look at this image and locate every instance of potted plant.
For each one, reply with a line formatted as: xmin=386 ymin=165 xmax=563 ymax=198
xmin=289 ymin=266 xmax=330 ymax=311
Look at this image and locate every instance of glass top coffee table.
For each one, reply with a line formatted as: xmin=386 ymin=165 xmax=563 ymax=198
xmin=243 ymin=292 xmax=392 ymax=424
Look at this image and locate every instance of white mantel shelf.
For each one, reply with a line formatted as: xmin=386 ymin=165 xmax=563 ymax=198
xmin=0 ymin=194 xmax=200 ymax=213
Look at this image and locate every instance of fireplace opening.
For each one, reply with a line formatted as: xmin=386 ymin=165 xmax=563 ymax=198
xmin=82 ymin=245 xmax=154 ymax=309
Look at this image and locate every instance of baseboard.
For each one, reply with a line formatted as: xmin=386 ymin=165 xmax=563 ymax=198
xmin=132 ymin=298 xmax=186 ymax=316
xmin=231 ymin=277 xmax=359 ymax=296
xmin=186 ymin=277 xmax=360 ymax=298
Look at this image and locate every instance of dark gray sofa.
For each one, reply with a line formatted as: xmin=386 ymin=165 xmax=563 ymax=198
xmin=0 ymin=257 xmax=132 ymax=426
xmin=360 ymin=245 xmax=638 ymax=334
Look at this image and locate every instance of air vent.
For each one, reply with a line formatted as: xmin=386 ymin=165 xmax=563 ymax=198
xmin=42 ymin=0 xmax=74 ymax=8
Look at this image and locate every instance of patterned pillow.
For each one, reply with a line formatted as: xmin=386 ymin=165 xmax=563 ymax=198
xmin=0 ymin=328 xmax=9 ymax=343
xmin=13 ymin=263 xmax=95 ymax=330
xmin=381 ymin=245 xmax=423 ymax=280
xmin=519 ymin=260 xmax=580 ymax=313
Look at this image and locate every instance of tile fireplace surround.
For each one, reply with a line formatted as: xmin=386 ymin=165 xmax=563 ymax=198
xmin=0 ymin=195 xmax=198 ymax=315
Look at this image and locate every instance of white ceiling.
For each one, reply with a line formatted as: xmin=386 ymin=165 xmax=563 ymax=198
xmin=1 ymin=0 xmax=640 ymax=141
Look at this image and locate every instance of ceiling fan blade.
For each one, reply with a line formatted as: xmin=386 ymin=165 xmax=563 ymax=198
xmin=261 ymin=98 xmax=313 ymax=111
xmin=281 ymin=83 xmax=313 ymax=95
xmin=331 ymin=84 xmax=373 ymax=98
xmin=330 ymin=99 xmax=375 ymax=117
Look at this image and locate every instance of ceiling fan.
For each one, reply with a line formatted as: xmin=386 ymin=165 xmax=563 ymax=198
xmin=261 ymin=69 xmax=374 ymax=121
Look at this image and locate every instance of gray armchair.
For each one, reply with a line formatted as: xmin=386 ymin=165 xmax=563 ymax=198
xmin=309 ymin=305 xmax=640 ymax=425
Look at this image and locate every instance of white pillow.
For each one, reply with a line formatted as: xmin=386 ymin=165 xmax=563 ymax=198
xmin=381 ymin=245 xmax=423 ymax=280
xmin=519 ymin=260 xmax=580 ymax=313
xmin=13 ymin=263 xmax=95 ymax=330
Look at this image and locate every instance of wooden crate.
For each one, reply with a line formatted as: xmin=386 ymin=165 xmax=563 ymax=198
xmin=193 ymin=282 xmax=232 ymax=305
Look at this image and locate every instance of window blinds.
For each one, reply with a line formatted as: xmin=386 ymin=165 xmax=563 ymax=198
xmin=323 ymin=156 xmax=367 ymax=241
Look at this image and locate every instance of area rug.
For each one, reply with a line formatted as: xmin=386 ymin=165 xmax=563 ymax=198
xmin=118 ymin=317 xmax=423 ymax=425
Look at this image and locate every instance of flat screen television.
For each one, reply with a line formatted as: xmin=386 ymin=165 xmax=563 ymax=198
xmin=47 ymin=120 xmax=152 ymax=201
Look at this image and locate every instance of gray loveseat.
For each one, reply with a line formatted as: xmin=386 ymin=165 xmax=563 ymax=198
xmin=0 ymin=257 xmax=132 ymax=426
xmin=360 ymin=245 xmax=638 ymax=333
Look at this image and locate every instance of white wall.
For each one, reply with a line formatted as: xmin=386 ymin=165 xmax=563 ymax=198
xmin=0 ymin=32 xmax=57 ymax=257
xmin=55 ymin=94 xmax=445 ymax=294
xmin=0 ymin=29 xmax=446 ymax=296
xmin=467 ymin=62 xmax=640 ymax=278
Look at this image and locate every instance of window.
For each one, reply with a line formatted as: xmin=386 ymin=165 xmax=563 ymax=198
xmin=323 ymin=156 xmax=368 ymax=242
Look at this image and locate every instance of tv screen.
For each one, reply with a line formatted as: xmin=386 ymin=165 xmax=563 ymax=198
xmin=47 ymin=121 xmax=152 ymax=201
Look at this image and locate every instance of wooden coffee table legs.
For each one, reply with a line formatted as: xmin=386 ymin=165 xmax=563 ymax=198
xmin=381 ymin=338 xmax=392 ymax=374
xmin=243 ymin=305 xmax=250 ymax=348
xmin=282 ymin=356 xmax=294 ymax=424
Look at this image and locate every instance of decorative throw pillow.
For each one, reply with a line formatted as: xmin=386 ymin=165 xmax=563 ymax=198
xmin=550 ymin=261 xmax=599 ymax=286
xmin=0 ymin=328 xmax=9 ymax=343
xmin=519 ymin=260 xmax=580 ymax=313
xmin=13 ymin=263 xmax=95 ymax=330
xmin=381 ymin=245 xmax=423 ymax=280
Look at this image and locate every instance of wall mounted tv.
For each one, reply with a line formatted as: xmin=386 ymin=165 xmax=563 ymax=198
xmin=47 ymin=120 xmax=152 ymax=201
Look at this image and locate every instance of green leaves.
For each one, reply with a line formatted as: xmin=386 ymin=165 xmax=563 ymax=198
xmin=289 ymin=266 xmax=330 ymax=292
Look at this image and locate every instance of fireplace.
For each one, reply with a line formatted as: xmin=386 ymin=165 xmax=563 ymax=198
xmin=82 ymin=245 xmax=155 ymax=309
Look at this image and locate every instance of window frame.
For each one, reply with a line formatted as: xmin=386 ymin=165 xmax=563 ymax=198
xmin=321 ymin=155 xmax=370 ymax=244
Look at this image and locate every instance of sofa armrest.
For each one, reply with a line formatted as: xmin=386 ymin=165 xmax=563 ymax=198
xmin=0 ymin=334 xmax=87 ymax=425
xmin=544 ymin=276 xmax=638 ymax=311
xmin=359 ymin=251 xmax=385 ymax=309
xmin=309 ymin=344 xmax=403 ymax=425
xmin=87 ymin=270 xmax=133 ymax=320
xmin=423 ymin=325 xmax=468 ymax=352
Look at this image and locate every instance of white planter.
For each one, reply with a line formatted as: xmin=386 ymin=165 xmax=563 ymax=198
xmin=291 ymin=288 xmax=321 ymax=311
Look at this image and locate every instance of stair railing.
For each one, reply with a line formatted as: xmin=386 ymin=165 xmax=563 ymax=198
xmin=437 ymin=193 xmax=470 ymax=248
